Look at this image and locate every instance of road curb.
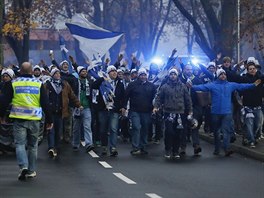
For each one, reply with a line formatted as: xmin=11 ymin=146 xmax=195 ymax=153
xmin=200 ymin=133 xmax=264 ymax=162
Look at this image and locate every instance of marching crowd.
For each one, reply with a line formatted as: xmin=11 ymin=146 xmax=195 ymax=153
xmin=0 ymin=49 xmax=264 ymax=181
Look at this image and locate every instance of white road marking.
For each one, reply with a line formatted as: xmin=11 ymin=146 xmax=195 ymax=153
xmin=145 ymin=193 xmax=162 ymax=198
xmin=88 ymin=150 xmax=99 ymax=158
xmin=98 ymin=161 xmax=112 ymax=168
xmin=113 ymin=173 xmax=137 ymax=184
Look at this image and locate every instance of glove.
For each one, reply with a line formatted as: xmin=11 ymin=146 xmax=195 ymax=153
xmin=187 ymin=114 xmax=193 ymax=120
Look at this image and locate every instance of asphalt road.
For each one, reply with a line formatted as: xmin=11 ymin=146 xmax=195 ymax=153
xmin=1 ymin=139 xmax=264 ymax=198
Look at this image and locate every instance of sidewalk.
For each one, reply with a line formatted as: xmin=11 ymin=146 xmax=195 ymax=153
xmin=200 ymin=132 xmax=264 ymax=162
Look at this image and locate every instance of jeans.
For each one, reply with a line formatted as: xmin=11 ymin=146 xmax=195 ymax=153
xmin=98 ymin=111 xmax=119 ymax=149
xmin=72 ymin=108 xmax=93 ymax=148
xmin=211 ymin=114 xmax=233 ymax=152
xmin=245 ymin=108 xmax=263 ymax=143
xmin=48 ymin=114 xmax=63 ymax=150
xmin=13 ymin=120 xmax=40 ymax=172
xmin=130 ymin=111 xmax=151 ymax=150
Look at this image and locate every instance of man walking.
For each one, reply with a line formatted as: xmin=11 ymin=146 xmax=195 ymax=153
xmin=0 ymin=62 xmax=53 ymax=180
xmin=125 ymin=68 xmax=156 ymax=155
xmin=192 ymin=69 xmax=261 ymax=156
xmin=153 ymin=68 xmax=193 ymax=159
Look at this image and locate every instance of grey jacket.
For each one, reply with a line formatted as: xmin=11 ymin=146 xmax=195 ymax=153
xmin=154 ymin=79 xmax=192 ymax=114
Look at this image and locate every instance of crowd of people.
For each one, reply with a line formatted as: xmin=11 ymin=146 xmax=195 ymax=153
xmin=0 ymin=49 xmax=264 ymax=181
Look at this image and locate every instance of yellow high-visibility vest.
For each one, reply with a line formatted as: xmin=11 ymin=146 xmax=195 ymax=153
xmin=9 ymin=77 xmax=42 ymax=120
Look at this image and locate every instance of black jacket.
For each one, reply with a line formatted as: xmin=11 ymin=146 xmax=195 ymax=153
xmin=125 ymin=79 xmax=156 ymax=113
xmin=238 ymin=73 xmax=264 ymax=107
xmin=92 ymin=77 xmax=125 ymax=112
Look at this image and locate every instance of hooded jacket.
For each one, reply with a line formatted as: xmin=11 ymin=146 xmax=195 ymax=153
xmin=154 ymin=79 xmax=192 ymax=114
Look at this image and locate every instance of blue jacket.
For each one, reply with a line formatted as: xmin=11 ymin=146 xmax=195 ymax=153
xmin=192 ymin=79 xmax=254 ymax=114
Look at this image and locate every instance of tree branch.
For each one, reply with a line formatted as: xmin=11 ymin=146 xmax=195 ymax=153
xmin=200 ymin=0 xmax=221 ymax=33
xmin=153 ymin=0 xmax=171 ymax=55
xmin=172 ymin=0 xmax=214 ymax=59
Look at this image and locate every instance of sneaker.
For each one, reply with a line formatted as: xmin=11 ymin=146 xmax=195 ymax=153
xmin=225 ymin=149 xmax=234 ymax=157
xmin=140 ymin=149 xmax=148 ymax=155
xmin=153 ymin=139 xmax=160 ymax=144
xmin=179 ymin=148 xmax=186 ymax=156
xmin=95 ymin=141 xmax=101 ymax=147
xmin=130 ymin=149 xmax=141 ymax=155
xmin=48 ymin=148 xmax=57 ymax=158
xmin=122 ymin=137 xmax=129 ymax=143
xmin=26 ymin=171 xmax=36 ymax=178
xmin=110 ymin=148 xmax=118 ymax=157
xmin=250 ymin=142 xmax=256 ymax=148
xmin=73 ymin=146 xmax=79 ymax=152
xmin=63 ymin=138 xmax=70 ymax=144
xmin=230 ymin=136 xmax=236 ymax=143
xmin=242 ymin=138 xmax=249 ymax=146
xmin=213 ymin=150 xmax=220 ymax=155
xmin=172 ymin=152 xmax=180 ymax=159
xmin=18 ymin=168 xmax=28 ymax=181
xmin=147 ymin=138 xmax=154 ymax=144
xmin=101 ymin=147 xmax=108 ymax=156
xmin=194 ymin=146 xmax=202 ymax=155
xmin=86 ymin=145 xmax=95 ymax=153
xmin=80 ymin=141 xmax=86 ymax=147
xmin=164 ymin=151 xmax=171 ymax=159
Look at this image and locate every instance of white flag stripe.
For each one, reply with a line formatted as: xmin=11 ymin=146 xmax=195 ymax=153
xmin=98 ymin=161 xmax=112 ymax=168
xmin=113 ymin=173 xmax=137 ymax=184
xmin=145 ymin=193 xmax=163 ymax=198
xmin=73 ymin=34 xmax=123 ymax=60
xmin=88 ymin=150 xmax=99 ymax=158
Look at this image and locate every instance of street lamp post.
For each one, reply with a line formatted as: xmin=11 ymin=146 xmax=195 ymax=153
xmin=237 ymin=0 xmax=240 ymax=63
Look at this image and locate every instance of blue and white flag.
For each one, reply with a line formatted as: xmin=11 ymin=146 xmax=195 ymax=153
xmin=66 ymin=14 xmax=123 ymax=61
xmin=87 ymin=61 xmax=115 ymax=109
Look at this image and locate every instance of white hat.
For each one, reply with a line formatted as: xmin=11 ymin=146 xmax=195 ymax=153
xmin=168 ymin=68 xmax=178 ymax=75
xmin=1 ymin=68 xmax=15 ymax=79
xmin=247 ymin=57 xmax=256 ymax=65
xmin=77 ymin=66 xmax=86 ymax=74
xmin=33 ymin=65 xmax=41 ymax=71
xmin=117 ymin=69 xmax=124 ymax=73
xmin=59 ymin=60 xmax=69 ymax=67
xmin=131 ymin=68 xmax=137 ymax=73
xmin=216 ymin=69 xmax=226 ymax=78
xmin=49 ymin=64 xmax=56 ymax=72
xmin=106 ymin=65 xmax=117 ymax=73
xmin=138 ymin=68 xmax=147 ymax=76
xmin=207 ymin=62 xmax=216 ymax=68
xmin=50 ymin=68 xmax=60 ymax=77
xmin=40 ymin=68 xmax=45 ymax=72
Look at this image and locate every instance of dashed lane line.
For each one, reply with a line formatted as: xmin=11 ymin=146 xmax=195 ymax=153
xmin=98 ymin=161 xmax=112 ymax=168
xmin=113 ymin=172 xmax=137 ymax=184
xmin=145 ymin=193 xmax=163 ymax=198
xmin=88 ymin=150 xmax=99 ymax=158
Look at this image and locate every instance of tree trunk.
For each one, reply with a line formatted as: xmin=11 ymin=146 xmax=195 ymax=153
xmin=219 ymin=0 xmax=236 ymax=57
xmin=0 ymin=0 xmax=4 ymax=65
xmin=173 ymin=0 xmax=215 ymax=60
